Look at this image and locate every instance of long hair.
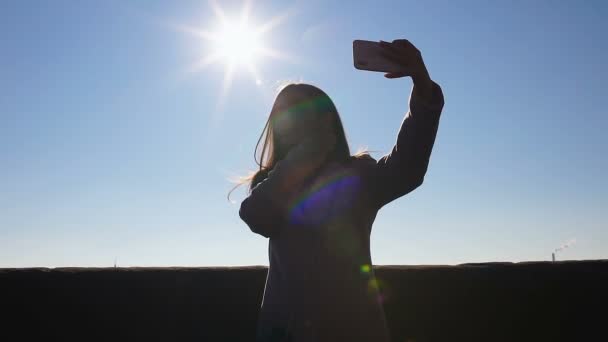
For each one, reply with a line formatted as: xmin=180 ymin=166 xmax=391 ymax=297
xmin=228 ymin=83 xmax=370 ymax=201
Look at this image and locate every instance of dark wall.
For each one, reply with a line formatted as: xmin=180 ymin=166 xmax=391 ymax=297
xmin=1 ymin=261 xmax=606 ymax=341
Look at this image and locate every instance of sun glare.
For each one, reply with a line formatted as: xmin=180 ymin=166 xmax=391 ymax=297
xmin=176 ymin=0 xmax=292 ymax=105
xmin=214 ymin=20 xmax=263 ymax=66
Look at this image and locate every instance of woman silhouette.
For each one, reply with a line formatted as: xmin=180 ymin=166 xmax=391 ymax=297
xmin=237 ymin=39 xmax=444 ymax=342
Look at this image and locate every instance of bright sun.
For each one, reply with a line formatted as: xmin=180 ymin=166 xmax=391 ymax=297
xmin=176 ymin=0 xmax=291 ymax=102
xmin=214 ymin=20 xmax=263 ymax=66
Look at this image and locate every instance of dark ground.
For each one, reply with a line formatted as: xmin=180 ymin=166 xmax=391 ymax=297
xmin=1 ymin=260 xmax=606 ymax=341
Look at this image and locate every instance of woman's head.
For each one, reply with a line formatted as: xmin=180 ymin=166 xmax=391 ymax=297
xmin=228 ymin=82 xmax=366 ymax=200
xmin=263 ymin=83 xmax=351 ymax=168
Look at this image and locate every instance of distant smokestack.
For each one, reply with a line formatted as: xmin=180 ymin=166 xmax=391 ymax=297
xmin=552 ymin=253 xmax=555 ymax=262
xmin=554 ymin=238 xmax=576 ymax=262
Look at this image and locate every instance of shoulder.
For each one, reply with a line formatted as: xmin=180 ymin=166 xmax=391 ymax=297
xmin=348 ymin=154 xmax=377 ymax=171
xmin=350 ymin=153 xmax=377 ymax=163
xmin=343 ymin=154 xmax=378 ymax=185
xmin=312 ymin=155 xmax=377 ymax=183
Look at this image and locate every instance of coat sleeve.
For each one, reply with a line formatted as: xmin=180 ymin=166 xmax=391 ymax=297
xmin=239 ymin=140 xmax=327 ymax=238
xmin=368 ymin=80 xmax=445 ymax=209
xmin=239 ymin=160 xmax=292 ymax=238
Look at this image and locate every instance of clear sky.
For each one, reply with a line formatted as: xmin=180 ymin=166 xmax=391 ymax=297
xmin=1 ymin=0 xmax=606 ymax=267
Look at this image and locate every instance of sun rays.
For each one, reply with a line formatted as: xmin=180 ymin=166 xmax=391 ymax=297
xmin=176 ymin=0 xmax=293 ymax=107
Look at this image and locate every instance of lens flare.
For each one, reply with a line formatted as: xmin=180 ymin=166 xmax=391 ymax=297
xmin=288 ymin=172 xmax=361 ymax=226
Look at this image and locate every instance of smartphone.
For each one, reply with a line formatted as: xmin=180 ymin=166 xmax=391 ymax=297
xmin=353 ymin=39 xmax=403 ymax=73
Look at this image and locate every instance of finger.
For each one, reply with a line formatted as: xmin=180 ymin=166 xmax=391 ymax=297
xmin=382 ymin=39 xmax=410 ymax=51
xmin=380 ymin=40 xmax=401 ymax=54
xmin=392 ymin=39 xmax=411 ymax=47
xmin=385 ymin=39 xmax=418 ymax=58
xmin=392 ymin=39 xmax=415 ymax=52
xmin=384 ymin=72 xmax=409 ymax=79
xmin=393 ymin=39 xmax=422 ymax=60
xmin=381 ymin=47 xmax=419 ymax=69
xmin=380 ymin=42 xmax=411 ymax=63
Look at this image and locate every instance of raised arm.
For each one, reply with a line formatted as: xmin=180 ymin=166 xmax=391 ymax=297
xmin=368 ymin=39 xmax=445 ymax=209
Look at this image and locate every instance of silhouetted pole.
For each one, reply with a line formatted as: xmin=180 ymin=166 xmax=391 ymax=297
xmin=552 ymin=253 xmax=555 ymax=262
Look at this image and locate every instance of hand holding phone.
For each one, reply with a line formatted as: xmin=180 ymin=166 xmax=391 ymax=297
xmin=353 ymin=39 xmax=431 ymax=83
xmin=353 ymin=40 xmax=404 ymax=73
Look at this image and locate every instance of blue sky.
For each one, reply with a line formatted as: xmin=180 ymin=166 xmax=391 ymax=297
xmin=1 ymin=0 xmax=606 ymax=267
